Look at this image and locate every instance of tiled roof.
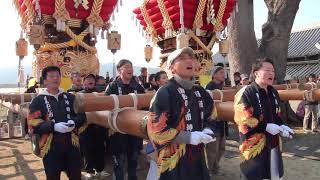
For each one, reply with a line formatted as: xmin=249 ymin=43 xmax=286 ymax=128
xmin=286 ymin=61 xmax=320 ymax=79
xmin=287 ymin=26 xmax=320 ymax=58
xmin=257 ymin=24 xmax=320 ymax=58
xmin=213 ymin=23 xmax=320 ymax=63
xmin=212 ymin=24 xmax=320 ymax=79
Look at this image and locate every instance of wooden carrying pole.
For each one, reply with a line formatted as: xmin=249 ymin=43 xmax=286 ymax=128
xmin=83 ymin=101 xmax=234 ymax=138
xmin=0 ymin=83 xmax=320 ymax=107
xmin=0 ymin=83 xmax=308 ymax=105
xmin=1 ymin=82 xmax=320 ymax=106
xmin=2 ymin=87 xmax=320 ymax=139
xmin=0 ymin=93 xmax=36 ymax=104
xmin=0 ymin=100 xmax=233 ymax=139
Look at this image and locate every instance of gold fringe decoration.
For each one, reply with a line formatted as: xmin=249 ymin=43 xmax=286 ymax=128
xmin=87 ymin=0 xmax=104 ymax=28
xmin=193 ymin=0 xmax=207 ymax=30
xmin=214 ymin=0 xmax=227 ymax=32
xmin=53 ymin=0 xmax=71 ymax=31
xmin=24 ymin=0 xmax=36 ymax=23
xmin=140 ymin=0 xmax=158 ymax=42
xmin=13 ymin=0 xmax=28 ymax=29
xmin=157 ymin=0 xmax=174 ymax=38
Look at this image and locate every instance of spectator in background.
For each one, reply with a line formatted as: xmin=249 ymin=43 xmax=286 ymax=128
xmin=147 ymin=74 xmax=157 ymax=91
xmin=155 ymin=71 xmax=168 ymax=90
xmin=105 ymin=72 xmax=110 ymax=84
xmin=105 ymin=59 xmax=145 ymax=180
xmin=95 ymin=76 xmax=107 ymax=92
xmin=80 ymin=74 xmax=109 ymax=178
xmin=240 ymin=74 xmax=250 ymax=85
xmin=303 ymin=73 xmax=319 ymax=133
xmin=25 ymin=78 xmax=38 ymax=93
xmin=284 ymin=75 xmax=293 ymax=84
xmin=67 ymin=72 xmax=83 ymax=92
xmin=233 ymin=72 xmax=241 ymax=86
xmin=317 ymin=75 xmax=320 ymax=83
xmin=205 ymin=66 xmax=228 ymax=176
xmin=216 ymin=63 xmax=224 ymax=67
xmin=206 ymin=66 xmax=225 ymax=90
xmin=24 ymin=77 xmax=39 ymax=139
xmin=138 ymin=67 xmax=148 ymax=89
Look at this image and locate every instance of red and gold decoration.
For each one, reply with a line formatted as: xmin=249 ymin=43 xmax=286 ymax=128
xmin=133 ymin=0 xmax=236 ymax=75
xmin=13 ymin=0 xmax=119 ymax=81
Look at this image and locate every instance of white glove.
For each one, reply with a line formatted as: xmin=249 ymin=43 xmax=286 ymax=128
xmin=266 ymin=123 xmax=282 ymax=135
xmin=280 ymin=125 xmax=294 ymax=135
xmin=66 ymin=120 xmax=75 ymax=132
xmin=202 ymin=128 xmax=216 ymax=143
xmin=190 ymin=131 xmax=203 ymax=145
xmin=190 ymin=131 xmax=215 ymax=145
xmin=280 ymin=129 xmax=292 ymax=139
xmin=202 ymin=128 xmax=214 ymax=135
xmin=280 ymin=125 xmax=294 ymax=139
xmin=54 ymin=122 xmax=70 ymax=133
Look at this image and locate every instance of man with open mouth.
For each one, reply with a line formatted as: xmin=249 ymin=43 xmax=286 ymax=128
xmin=234 ymin=58 xmax=294 ymax=180
xmin=105 ymin=59 xmax=145 ymax=180
xmin=147 ymin=47 xmax=216 ymax=180
xmin=27 ymin=66 xmax=87 ymax=180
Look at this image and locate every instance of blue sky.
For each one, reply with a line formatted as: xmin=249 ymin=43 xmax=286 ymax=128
xmin=0 ymin=0 xmax=319 ymax=84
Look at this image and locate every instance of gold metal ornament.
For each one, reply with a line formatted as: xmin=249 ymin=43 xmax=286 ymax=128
xmin=16 ymin=38 xmax=28 ymax=57
xmin=144 ymin=45 xmax=153 ymax=62
xmin=107 ymin=31 xmax=121 ymax=54
xmin=219 ymin=38 xmax=229 ymax=57
xmin=28 ymin=25 xmax=45 ymax=49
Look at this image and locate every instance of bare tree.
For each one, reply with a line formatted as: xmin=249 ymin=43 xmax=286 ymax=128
xmin=228 ymin=0 xmax=258 ymax=84
xmin=228 ymin=0 xmax=301 ymax=84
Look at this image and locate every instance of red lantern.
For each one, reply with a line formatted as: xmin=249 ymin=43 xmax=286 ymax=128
xmin=17 ymin=0 xmax=118 ymax=23
xmin=133 ymin=0 xmax=236 ymax=38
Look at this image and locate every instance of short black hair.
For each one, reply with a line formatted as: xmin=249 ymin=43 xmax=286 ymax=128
xmin=309 ymin=73 xmax=316 ymax=78
xmin=148 ymin=74 xmax=156 ymax=82
xmin=41 ymin=66 xmax=61 ymax=80
xmin=251 ymin=58 xmax=274 ymax=79
xmin=216 ymin=63 xmax=224 ymax=67
xmin=84 ymin=74 xmax=96 ymax=80
xmin=155 ymin=71 xmax=167 ymax=81
xmin=117 ymin=59 xmax=132 ymax=70
xmin=140 ymin=67 xmax=147 ymax=72
xmin=233 ymin=72 xmax=241 ymax=77
xmin=96 ymin=75 xmax=105 ymax=81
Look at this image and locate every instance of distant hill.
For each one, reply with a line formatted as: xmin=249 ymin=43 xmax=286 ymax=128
xmin=0 ymin=84 xmax=18 ymax=88
xmin=0 ymin=63 xmax=160 ymax=84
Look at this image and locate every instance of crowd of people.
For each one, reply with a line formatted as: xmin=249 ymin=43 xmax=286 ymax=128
xmin=25 ymin=47 xmax=319 ymax=180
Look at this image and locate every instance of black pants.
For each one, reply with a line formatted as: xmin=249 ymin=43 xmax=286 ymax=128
xmin=43 ymin=135 xmax=82 ymax=180
xmin=81 ymin=124 xmax=107 ymax=173
xmin=110 ymin=133 xmax=142 ymax=180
